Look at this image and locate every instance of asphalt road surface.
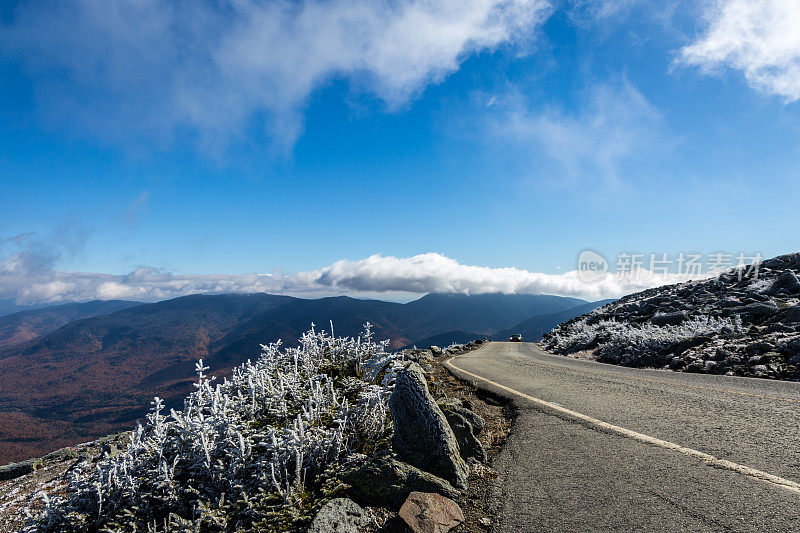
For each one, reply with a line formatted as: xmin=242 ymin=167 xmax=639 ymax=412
xmin=446 ymin=342 xmax=800 ymax=532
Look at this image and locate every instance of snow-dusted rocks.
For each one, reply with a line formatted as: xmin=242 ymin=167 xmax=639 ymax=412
xmin=544 ymin=252 xmax=800 ymax=381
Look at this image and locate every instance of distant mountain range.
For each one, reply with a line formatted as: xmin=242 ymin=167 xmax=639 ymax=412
xmin=0 ymin=292 xmax=608 ymax=463
xmin=0 ymin=300 xmax=142 ymax=349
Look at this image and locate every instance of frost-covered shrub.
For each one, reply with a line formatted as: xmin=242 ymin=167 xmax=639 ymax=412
xmin=747 ymin=277 xmax=773 ymax=293
xmin=546 ymin=315 xmax=743 ymax=368
xmin=594 ymin=316 xmax=743 ymax=367
xmin=27 ymin=323 xmax=401 ymax=532
xmin=545 ymin=318 xmax=609 ymax=354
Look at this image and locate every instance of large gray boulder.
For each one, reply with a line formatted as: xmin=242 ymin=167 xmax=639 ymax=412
xmin=307 ymin=498 xmax=368 ymax=533
xmin=339 ymin=456 xmax=460 ymax=510
xmin=389 ymin=362 xmax=469 ymax=489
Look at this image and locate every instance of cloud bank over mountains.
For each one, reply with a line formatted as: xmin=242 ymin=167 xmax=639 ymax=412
xmin=0 ymin=249 xmax=699 ymax=305
xmin=1 ymin=0 xmax=551 ymax=149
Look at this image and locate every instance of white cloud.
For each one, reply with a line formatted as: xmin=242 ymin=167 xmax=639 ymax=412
xmin=680 ymin=0 xmax=800 ymax=102
xmin=0 ymin=250 xmax=700 ymax=305
xmin=486 ymin=80 xmax=663 ymax=188
xmin=1 ymin=0 xmax=551 ymax=150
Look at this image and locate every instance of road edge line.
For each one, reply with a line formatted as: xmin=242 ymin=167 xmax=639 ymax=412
xmin=444 ymin=355 xmax=800 ymax=495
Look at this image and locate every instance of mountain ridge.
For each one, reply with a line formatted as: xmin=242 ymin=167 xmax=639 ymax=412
xmin=0 ymin=300 xmax=143 ymax=350
xmin=0 ymin=291 xmax=593 ymax=463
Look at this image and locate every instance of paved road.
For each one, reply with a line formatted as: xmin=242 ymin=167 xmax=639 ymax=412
xmin=446 ymin=342 xmax=800 ymax=532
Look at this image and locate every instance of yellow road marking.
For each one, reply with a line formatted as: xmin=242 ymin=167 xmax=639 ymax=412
xmin=445 ymin=355 xmax=800 ymax=495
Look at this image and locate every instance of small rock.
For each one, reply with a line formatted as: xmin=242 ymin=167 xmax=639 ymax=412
xmin=429 ymin=346 xmax=443 ymax=357
xmin=729 ymin=301 xmax=779 ymax=321
xmin=398 ymin=492 xmax=464 ymax=533
xmin=436 ymin=397 xmax=463 ymax=411
xmin=100 ymin=443 xmax=118 ymax=458
xmin=478 ymin=517 xmax=492 ymax=527
xmin=307 ymin=498 xmax=368 ymax=533
xmin=685 ymin=360 xmax=704 ymax=373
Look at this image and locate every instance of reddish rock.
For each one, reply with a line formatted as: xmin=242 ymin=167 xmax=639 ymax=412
xmin=398 ymin=491 xmax=464 ymax=533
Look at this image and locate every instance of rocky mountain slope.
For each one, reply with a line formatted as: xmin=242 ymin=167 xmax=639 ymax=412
xmin=544 ymin=253 xmax=800 ymax=380
xmin=0 ymin=292 xmax=590 ymax=463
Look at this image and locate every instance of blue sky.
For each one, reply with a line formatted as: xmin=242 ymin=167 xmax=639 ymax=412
xmin=1 ymin=0 xmax=799 ymax=303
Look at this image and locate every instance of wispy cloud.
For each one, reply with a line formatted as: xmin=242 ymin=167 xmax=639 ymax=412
xmin=0 ymin=247 xmax=696 ymax=305
xmin=485 ymin=80 xmax=663 ymax=189
xmin=122 ymin=191 xmax=151 ymax=226
xmin=679 ymin=0 xmax=800 ymax=102
xmin=1 ymin=0 xmax=552 ymax=152
xmin=570 ymin=0 xmax=645 ymax=21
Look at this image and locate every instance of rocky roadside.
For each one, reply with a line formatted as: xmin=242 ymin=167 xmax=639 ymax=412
xmin=425 ymin=344 xmax=515 ymax=533
xmin=544 ymin=252 xmax=800 ymax=380
xmin=0 ymin=339 xmax=515 ymax=533
xmin=325 ymin=339 xmax=515 ymax=533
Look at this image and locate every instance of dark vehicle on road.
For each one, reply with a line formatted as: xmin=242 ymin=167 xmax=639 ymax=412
xmin=509 ymin=334 xmax=523 ymax=342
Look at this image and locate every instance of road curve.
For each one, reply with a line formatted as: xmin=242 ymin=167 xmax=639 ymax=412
xmin=446 ymin=342 xmax=800 ymax=532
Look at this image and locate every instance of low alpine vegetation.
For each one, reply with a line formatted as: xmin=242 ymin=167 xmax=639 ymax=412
xmin=27 ymin=323 xmax=401 ymax=532
xmin=546 ymin=315 xmax=743 ymax=368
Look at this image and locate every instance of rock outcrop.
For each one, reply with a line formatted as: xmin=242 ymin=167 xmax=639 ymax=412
xmin=339 ymin=456 xmax=461 ymax=510
xmin=544 ymin=253 xmax=800 ymax=380
xmin=389 ymin=362 xmax=469 ymax=489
